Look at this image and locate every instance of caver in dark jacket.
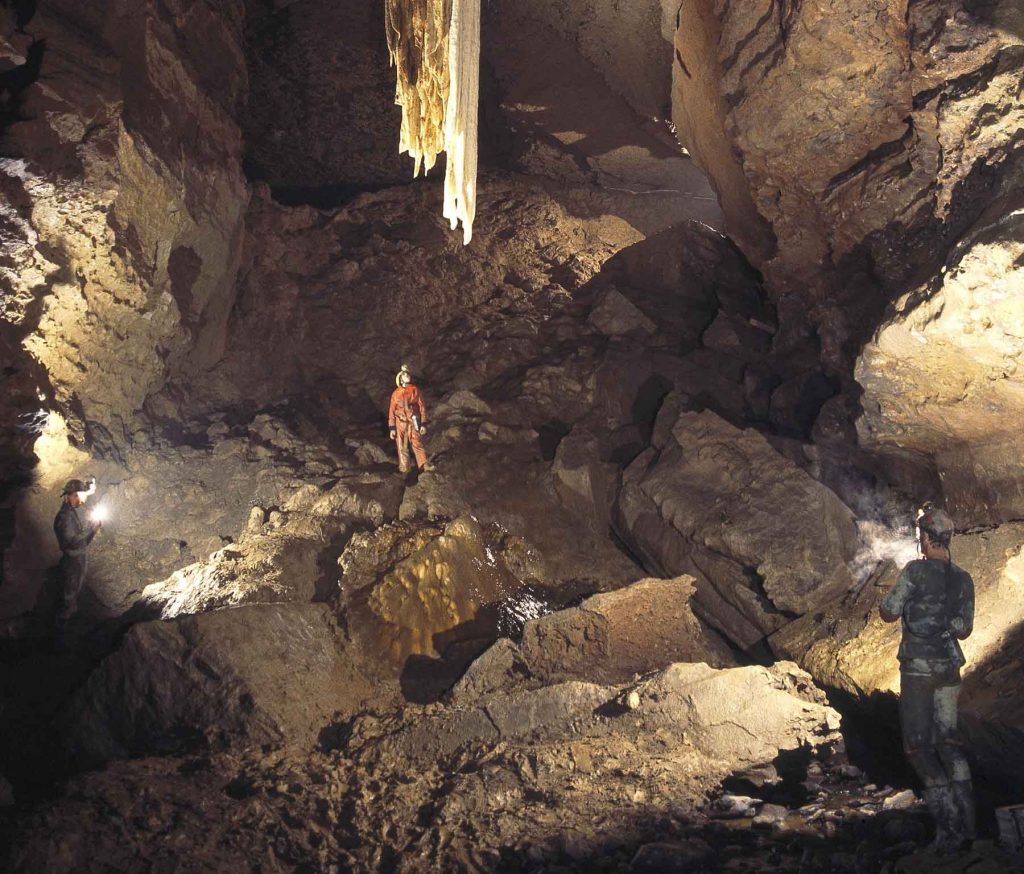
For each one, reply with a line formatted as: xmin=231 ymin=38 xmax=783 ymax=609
xmin=881 ymin=506 xmax=975 ymax=851
xmin=53 ymin=478 xmax=102 ymax=642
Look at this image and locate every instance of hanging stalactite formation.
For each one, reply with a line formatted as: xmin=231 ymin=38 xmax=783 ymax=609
xmin=384 ymin=0 xmax=450 ymax=177
xmin=385 ymin=0 xmax=479 ymax=244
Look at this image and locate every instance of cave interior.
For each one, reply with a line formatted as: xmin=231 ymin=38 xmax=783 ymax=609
xmin=1 ymin=0 xmax=1024 ymax=870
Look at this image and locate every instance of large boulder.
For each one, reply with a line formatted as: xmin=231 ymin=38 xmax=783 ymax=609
xmin=369 ymin=659 xmax=840 ymax=778
xmin=138 ymin=474 xmax=393 ymax=619
xmin=66 ymin=603 xmax=372 ymax=764
xmin=519 ymin=576 xmax=737 ymax=684
xmin=615 ymin=401 xmax=859 ymax=652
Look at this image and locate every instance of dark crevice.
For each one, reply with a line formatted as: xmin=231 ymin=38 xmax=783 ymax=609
xmin=825 ymin=123 xmax=914 ymax=192
xmin=719 ymin=3 xmax=776 ymax=74
xmin=0 ymin=35 xmax=45 ymax=132
xmin=1 ymin=0 xmax=37 ymax=30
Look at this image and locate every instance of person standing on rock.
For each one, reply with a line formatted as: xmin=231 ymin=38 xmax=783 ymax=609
xmin=388 ymin=364 xmax=432 ymax=474
xmin=53 ymin=477 xmax=103 ymax=646
xmin=880 ymin=505 xmax=975 ymax=851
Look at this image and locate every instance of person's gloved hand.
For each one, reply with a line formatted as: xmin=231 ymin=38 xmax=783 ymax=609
xmin=389 ymin=427 xmax=397 ymax=441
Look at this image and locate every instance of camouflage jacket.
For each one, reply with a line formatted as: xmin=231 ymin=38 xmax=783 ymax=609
xmin=54 ymin=503 xmax=97 ymax=556
xmin=882 ymin=558 xmax=974 ymax=668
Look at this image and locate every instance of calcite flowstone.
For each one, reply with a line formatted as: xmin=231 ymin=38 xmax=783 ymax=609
xmin=337 ymin=515 xmax=533 ymax=666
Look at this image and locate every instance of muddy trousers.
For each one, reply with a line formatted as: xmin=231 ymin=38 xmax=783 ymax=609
xmin=899 ymin=672 xmax=975 ymax=845
xmin=54 ymin=552 xmax=87 ymax=639
xmin=394 ymin=419 xmax=427 ymax=472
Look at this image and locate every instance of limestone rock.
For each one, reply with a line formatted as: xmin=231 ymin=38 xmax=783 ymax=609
xmin=671 ymin=0 xmax=1024 ymax=317
xmin=14 ymin=657 xmax=842 ymax=871
xmin=520 ymin=576 xmax=737 ymax=684
xmin=629 ymin=661 xmax=840 ymax=762
xmin=65 ymin=603 xmax=370 ymax=764
xmin=615 ymin=403 xmax=859 ymax=651
xmin=243 ymin=0 xmax=409 ymax=193
xmin=588 ymin=288 xmax=657 ymax=336
xmin=135 ymin=469 xmax=396 ymax=618
xmin=857 ymin=208 xmax=1024 ymax=525
xmin=491 ymin=0 xmax=678 ymax=119
xmin=486 ymin=1 xmax=721 ymax=236
xmin=773 ymin=521 xmax=1024 ymax=788
xmin=450 ymin=637 xmax=530 ymax=702
xmin=1 ymin=0 xmax=250 ymax=450
xmin=379 ymin=658 xmax=839 ymax=775
xmin=632 ymin=839 xmax=714 ymax=873
xmin=551 ymin=430 xmax=618 ymax=532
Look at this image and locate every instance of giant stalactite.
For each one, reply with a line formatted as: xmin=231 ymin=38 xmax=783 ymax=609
xmin=385 ymin=0 xmax=479 ymax=244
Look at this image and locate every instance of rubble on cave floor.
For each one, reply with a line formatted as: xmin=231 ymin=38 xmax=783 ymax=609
xmin=7 ymin=647 xmax=1022 ymax=872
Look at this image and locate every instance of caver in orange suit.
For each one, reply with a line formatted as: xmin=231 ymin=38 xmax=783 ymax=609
xmin=388 ymin=366 xmax=429 ymax=472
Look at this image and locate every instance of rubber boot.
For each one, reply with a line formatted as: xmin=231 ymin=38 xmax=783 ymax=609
xmin=923 ymin=785 xmax=965 ymax=853
xmin=951 ymin=780 xmax=976 ymax=842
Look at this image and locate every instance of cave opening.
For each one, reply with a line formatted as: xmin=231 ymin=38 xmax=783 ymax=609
xmin=1 ymin=0 xmax=1023 ymax=870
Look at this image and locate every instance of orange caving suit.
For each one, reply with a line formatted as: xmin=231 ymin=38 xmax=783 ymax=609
xmin=388 ymin=384 xmax=428 ymax=471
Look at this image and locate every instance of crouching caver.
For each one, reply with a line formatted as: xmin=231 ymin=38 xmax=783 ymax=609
xmin=880 ymin=505 xmax=975 ymax=851
xmin=53 ymin=478 xmax=103 ymax=643
xmin=388 ymin=364 xmax=432 ymax=473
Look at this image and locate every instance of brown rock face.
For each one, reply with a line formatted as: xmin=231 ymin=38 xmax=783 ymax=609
xmin=856 ymin=206 xmax=1024 ymax=523
xmin=65 ymin=603 xmax=373 ymax=764
xmin=0 ymin=1 xmax=250 ymax=452
xmin=242 ymin=0 xmax=410 ymax=195
xmin=489 ymin=0 xmax=677 ymax=119
xmin=12 ymin=660 xmax=841 ymax=872
xmin=519 ymin=577 xmax=737 ymax=684
xmin=615 ymin=401 xmax=860 ymax=652
xmin=672 ymin=0 xmax=1024 ymax=345
xmin=772 ymin=522 xmax=1024 ymax=787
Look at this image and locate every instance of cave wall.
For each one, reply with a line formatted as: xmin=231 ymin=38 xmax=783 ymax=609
xmin=672 ymin=1 xmax=1023 ymax=335
xmin=241 ymin=0 xmax=409 ymax=197
xmin=0 ymin=0 xmax=251 ymax=452
xmin=671 ymin=0 xmax=1024 ymax=519
xmin=495 ymin=0 xmax=678 ymax=119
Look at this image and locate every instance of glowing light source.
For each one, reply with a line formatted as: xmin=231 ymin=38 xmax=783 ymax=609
xmin=89 ymin=504 xmax=109 ymax=524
